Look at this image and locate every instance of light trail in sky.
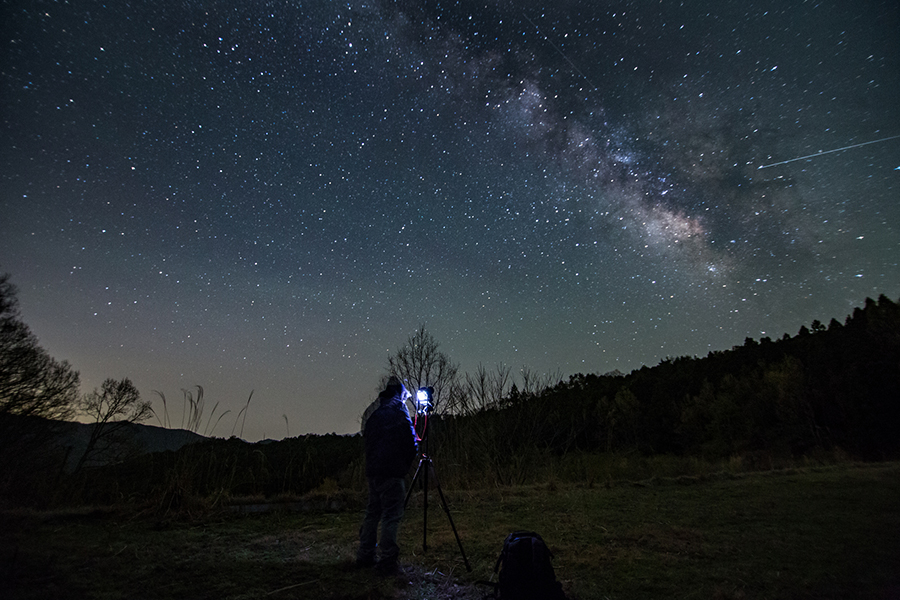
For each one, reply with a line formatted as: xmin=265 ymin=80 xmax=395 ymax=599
xmin=758 ymin=134 xmax=900 ymax=169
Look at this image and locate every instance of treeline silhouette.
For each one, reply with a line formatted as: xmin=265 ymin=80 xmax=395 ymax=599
xmin=7 ymin=295 xmax=899 ymax=509
xmin=428 ymin=294 xmax=899 ymax=486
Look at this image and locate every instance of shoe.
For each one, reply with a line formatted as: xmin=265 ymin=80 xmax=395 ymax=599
xmin=374 ymin=560 xmax=399 ymax=576
xmin=354 ymin=556 xmax=376 ymax=569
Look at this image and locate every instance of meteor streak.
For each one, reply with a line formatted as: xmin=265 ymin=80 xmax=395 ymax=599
xmin=758 ymin=134 xmax=900 ymax=169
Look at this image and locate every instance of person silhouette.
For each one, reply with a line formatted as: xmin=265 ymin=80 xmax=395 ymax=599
xmin=356 ymin=376 xmax=418 ymax=575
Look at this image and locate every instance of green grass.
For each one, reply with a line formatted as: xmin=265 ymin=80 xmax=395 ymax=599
xmin=3 ymin=462 xmax=899 ymax=599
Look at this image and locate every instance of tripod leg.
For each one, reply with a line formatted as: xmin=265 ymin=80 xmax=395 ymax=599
xmin=428 ymin=463 xmax=472 ymax=572
xmin=423 ymin=456 xmax=429 ymax=552
xmin=405 ymin=456 xmax=431 ymax=552
xmin=404 ymin=457 xmax=426 ymax=508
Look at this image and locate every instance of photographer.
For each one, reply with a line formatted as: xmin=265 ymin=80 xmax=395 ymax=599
xmin=356 ymin=376 xmax=418 ymax=575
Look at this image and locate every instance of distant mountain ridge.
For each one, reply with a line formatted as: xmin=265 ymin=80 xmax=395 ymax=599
xmin=48 ymin=419 xmax=207 ymax=472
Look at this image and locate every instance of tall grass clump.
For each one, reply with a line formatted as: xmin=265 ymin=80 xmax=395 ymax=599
xmin=151 ymin=385 xmax=233 ymax=437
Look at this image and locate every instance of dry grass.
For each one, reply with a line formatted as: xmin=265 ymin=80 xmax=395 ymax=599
xmin=3 ymin=462 xmax=899 ymax=599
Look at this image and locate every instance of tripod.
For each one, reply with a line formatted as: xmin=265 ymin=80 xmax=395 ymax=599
xmin=404 ymin=414 xmax=471 ymax=571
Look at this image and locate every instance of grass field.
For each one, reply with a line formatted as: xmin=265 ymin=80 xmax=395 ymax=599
xmin=3 ymin=462 xmax=899 ymax=599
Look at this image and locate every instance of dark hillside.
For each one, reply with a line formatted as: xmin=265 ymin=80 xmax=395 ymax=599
xmin=78 ymin=433 xmax=364 ymax=508
xmin=428 ymin=294 xmax=900 ymax=482
xmin=8 ymin=295 xmax=897 ymax=508
xmin=54 ymin=419 xmax=206 ymax=472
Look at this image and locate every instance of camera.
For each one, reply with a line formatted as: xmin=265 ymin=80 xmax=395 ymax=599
xmin=415 ymin=386 xmax=434 ymax=414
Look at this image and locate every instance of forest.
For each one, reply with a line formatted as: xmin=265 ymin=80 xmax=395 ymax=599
xmin=1 ymin=276 xmax=898 ymax=509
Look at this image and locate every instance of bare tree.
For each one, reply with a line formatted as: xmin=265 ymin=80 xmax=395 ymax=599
xmin=517 ymin=365 xmax=563 ymax=400
xmin=0 ymin=273 xmax=80 ymax=424
xmin=0 ymin=273 xmax=81 ymax=490
xmin=386 ymin=325 xmax=460 ymax=414
xmin=461 ymin=362 xmax=513 ymax=414
xmin=74 ymin=377 xmax=152 ymax=473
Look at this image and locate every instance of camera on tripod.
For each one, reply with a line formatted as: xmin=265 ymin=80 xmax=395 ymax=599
xmin=415 ymin=386 xmax=434 ymax=415
xmin=404 ymin=384 xmax=471 ymax=571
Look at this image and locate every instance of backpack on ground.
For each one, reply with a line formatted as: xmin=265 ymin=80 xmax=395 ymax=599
xmin=488 ymin=530 xmax=566 ymax=600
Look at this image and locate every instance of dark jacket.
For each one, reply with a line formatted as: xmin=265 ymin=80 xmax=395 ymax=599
xmin=364 ymin=395 xmax=418 ymax=478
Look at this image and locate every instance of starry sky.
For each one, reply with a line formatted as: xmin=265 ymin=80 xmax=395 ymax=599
xmin=2 ymin=0 xmax=898 ymax=441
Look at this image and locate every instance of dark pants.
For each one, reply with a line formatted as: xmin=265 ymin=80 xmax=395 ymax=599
xmin=357 ymin=476 xmax=406 ymax=565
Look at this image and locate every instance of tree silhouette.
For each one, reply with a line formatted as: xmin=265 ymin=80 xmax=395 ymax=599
xmin=460 ymin=362 xmax=513 ymax=414
xmin=0 ymin=272 xmax=81 ymax=502
xmin=0 ymin=273 xmax=80 ymax=424
xmin=386 ymin=325 xmax=460 ymax=414
xmin=74 ymin=377 xmax=152 ymax=473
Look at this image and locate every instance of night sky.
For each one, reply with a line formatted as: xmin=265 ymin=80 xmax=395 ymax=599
xmin=2 ymin=0 xmax=898 ymax=441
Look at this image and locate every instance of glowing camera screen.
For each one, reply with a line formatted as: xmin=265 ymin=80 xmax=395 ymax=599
xmin=415 ymin=387 xmax=433 ymax=413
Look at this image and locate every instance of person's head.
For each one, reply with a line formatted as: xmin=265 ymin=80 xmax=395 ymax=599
xmin=380 ymin=376 xmax=407 ymax=404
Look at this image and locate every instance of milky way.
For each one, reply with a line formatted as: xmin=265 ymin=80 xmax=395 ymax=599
xmin=2 ymin=0 xmax=898 ymax=439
